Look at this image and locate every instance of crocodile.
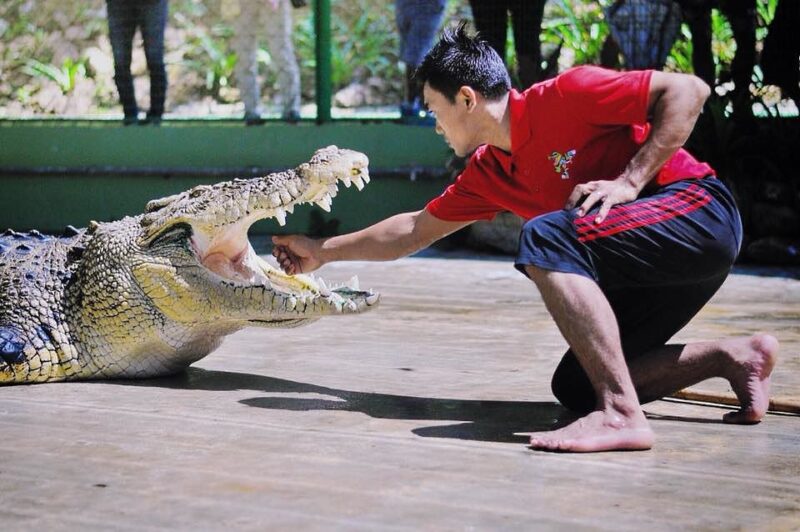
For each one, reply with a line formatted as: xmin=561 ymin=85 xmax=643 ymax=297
xmin=0 ymin=145 xmax=379 ymax=384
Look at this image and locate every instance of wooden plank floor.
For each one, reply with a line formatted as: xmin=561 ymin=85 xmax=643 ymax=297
xmin=2 ymin=253 xmax=798 ymax=530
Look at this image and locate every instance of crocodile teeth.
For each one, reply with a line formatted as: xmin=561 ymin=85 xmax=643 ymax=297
xmin=317 ymin=278 xmax=331 ymax=297
xmin=328 ymin=184 xmax=338 ymax=197
xmin=269 ymin=192 xmax=282 ymax=208
xmin=274 ymin=207 xmax=287 ymax=226
xmin=342 ymin=176 xmax=352 ymax=188
xmin=285 ymin=204 xmax=294 ymax=214
xmin=362 ymin=174 xmax=370 ymax=183
xmin=317 ymin=195 xmax=332 ymax=212
xmin=352 ymin=176 xmax=365 ymax=190
xmin=286 ymin=296 xmax=297 ymax=311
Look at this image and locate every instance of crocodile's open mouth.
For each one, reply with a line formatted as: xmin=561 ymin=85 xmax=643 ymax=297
xmin=194 ymin=228 xmax=377 ymax=310
xmin=139 ymin=147 xmax=378 ymax=318
xmin=188 ymin=164 xmax=377 ymax=313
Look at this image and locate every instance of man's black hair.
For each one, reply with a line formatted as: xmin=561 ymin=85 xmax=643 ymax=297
xmin=414 ymin=21 xmax=511 ymax=103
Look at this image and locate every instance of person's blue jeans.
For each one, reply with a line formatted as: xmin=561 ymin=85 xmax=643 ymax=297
xmin=106 ymin=0 xmax=168 ymax=119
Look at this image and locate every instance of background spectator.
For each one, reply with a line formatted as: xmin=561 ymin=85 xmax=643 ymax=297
xmin=233 ymin=0 xmax=302 ymax=124
xmin=395 ymin=0 xmax=446 ymax=124
xmin=106 ymin=0 xmax=169 ymax=125
xmin=467 ymin=0 xmax=546 ymax=88
xmin=761 ymin=0 xmax=799 ymax=105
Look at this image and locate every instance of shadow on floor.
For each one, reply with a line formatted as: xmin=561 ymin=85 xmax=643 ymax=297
xmin=118 ymin=367 xmax=572 ymax=444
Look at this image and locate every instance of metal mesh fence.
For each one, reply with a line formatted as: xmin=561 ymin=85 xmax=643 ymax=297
xmin=0 ymin=0 xmax=475 ymax=121
xmin=1 ymin=1 xmax=792 ymax=121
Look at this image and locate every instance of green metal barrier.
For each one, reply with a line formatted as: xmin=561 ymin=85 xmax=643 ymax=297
xmin=0 ymin=0 xmax=454 ymax=233
xmin=0 ymin=120 xmax=451 ymax=233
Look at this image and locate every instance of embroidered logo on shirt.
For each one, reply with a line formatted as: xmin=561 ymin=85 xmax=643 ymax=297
xmin=548 ymin=149 xmax=576 ymax=179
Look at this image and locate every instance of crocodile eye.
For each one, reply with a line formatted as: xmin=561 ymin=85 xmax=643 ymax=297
xmin=148 ymin=223 xmax=192 ymax=248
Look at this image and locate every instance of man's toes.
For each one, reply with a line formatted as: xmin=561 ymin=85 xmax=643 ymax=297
xmin=723 ymin=408 xmax=762 ymax=425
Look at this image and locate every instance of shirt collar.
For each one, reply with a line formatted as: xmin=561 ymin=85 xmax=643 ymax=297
xmin=508 ymin=88 xmax=532 ymax=153
xmin=483 ymin=89 xmax=532 ymax=176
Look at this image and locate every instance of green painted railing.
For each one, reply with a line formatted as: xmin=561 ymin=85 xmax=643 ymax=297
xmin=315 ymin=0 xmax=332 ymax=123
xmin=0 ymin=0 xmax=454 ymax=233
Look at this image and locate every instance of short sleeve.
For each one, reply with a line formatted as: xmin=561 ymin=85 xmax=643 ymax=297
xmin=425 ymin=181 xmax=499 ymax=222
xmin=555 ymin=66 xmax=653 ymax=126
xmin=425 ymin=148 xmax=503 ymax=222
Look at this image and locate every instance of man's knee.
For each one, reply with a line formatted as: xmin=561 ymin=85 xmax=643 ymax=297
xmin=551 ymin=354 xmax=595 ymax=413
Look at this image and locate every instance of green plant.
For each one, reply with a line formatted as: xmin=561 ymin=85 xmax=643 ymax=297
xmin=541 ymin=0 xmax=611 ymax=67
xmin=755 ymin=0 xmax=778 ymax=40
xmin=173 ymin=11 xmax=236 ymax=100
xmin=22 ymin=57 xmax=87 ymax=94
xmin=294 ymin=0 xmax=400 ymax=92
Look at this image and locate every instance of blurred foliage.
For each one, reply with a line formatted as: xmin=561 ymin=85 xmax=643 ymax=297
xmin=23 ymin=57 xmax=87 ymax=94
xmin=541 ymin=0 xmax=610 ymax=67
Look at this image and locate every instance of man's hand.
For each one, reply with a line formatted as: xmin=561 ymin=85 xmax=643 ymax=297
xmin=565 ymin=177 xmax=642 ymax=224
xmin=271 ymin=235 xmax=322 ymax=275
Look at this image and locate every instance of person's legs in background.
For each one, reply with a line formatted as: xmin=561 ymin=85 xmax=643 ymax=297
xmin=106 ymin=0 xmax=140 ymax=124
xmin=395 ymin=0 xmax=446 ymax=124
xmin=678 ymin=0 xmax=715 ymax=88
xmin=264 ymin=0 xmax=301 ymax=122
xmin=139 ymin=0 xmax=169 ymax=125
xmin=508 ymin=0 xmax=545 ymax=87
xmin=720 ymin=0 xmax=756 ymax=117
xmin=233 ymin=0 xmax=264 ymax=124
xmin=468 ymin=0 xmax=508 ymax=61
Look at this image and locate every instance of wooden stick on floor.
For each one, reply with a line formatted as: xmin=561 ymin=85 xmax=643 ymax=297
xmin=670 ymin=389 xmax=800 ymax=415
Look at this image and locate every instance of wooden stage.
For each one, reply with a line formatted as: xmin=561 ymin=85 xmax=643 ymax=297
xmin=2 ymin=253 xmax=798 ymax=530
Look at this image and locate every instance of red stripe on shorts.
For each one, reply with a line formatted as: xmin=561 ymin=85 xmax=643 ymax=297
xmin=575 ymin=183 xmax=712 ymax=243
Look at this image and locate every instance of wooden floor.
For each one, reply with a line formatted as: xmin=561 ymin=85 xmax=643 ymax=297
xmin=2 ymin=253 xmax=799 ymax=530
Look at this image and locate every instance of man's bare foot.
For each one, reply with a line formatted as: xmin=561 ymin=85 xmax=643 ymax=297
xmin=529 ymin=408 xmax=654 ymax=452
xmin=723 ymin=333 xmax=779 ymax=424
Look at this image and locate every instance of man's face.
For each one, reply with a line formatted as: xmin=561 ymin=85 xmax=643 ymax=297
xmin=423 ymin=83 xmax=479 ymax=158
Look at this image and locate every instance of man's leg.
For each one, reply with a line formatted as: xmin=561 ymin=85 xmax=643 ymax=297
xmin=516 ymin=177 xmax=777 ymax=451
xmin=526 ymin=267 xmax=654 ymax=452
xmin=551 ymin=279 xmax=778 ymax=425
xmin=627 ymin=336 xmax=778 ymax=424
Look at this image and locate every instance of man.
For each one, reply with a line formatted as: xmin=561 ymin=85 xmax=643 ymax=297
xmin=272 ymin=23 xmax=778 ymax=453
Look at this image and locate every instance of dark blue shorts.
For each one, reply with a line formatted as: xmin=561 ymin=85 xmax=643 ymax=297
xmin=515 ymin=177 xmax=743 ymax=411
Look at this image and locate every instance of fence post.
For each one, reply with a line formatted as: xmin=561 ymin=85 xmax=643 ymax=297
xmin=314 ymin=0 xmax=332 ymax=123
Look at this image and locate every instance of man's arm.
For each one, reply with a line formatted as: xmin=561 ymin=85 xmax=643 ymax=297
xmin=566 ymin=71 xmax=711 ymax=223
xmin=272 ymin=209 xmax=472 ymax=274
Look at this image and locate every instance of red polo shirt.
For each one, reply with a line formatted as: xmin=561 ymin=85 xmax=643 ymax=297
xmin=426 ymin=66 xmax=715 ymax=222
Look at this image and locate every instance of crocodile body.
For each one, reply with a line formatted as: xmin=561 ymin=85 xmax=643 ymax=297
xmin=0 ymin=146 xmax=378 ymax=384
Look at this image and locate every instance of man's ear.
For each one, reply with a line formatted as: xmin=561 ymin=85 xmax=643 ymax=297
xmin=458 ymin=86 xmax=478 ymax=110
